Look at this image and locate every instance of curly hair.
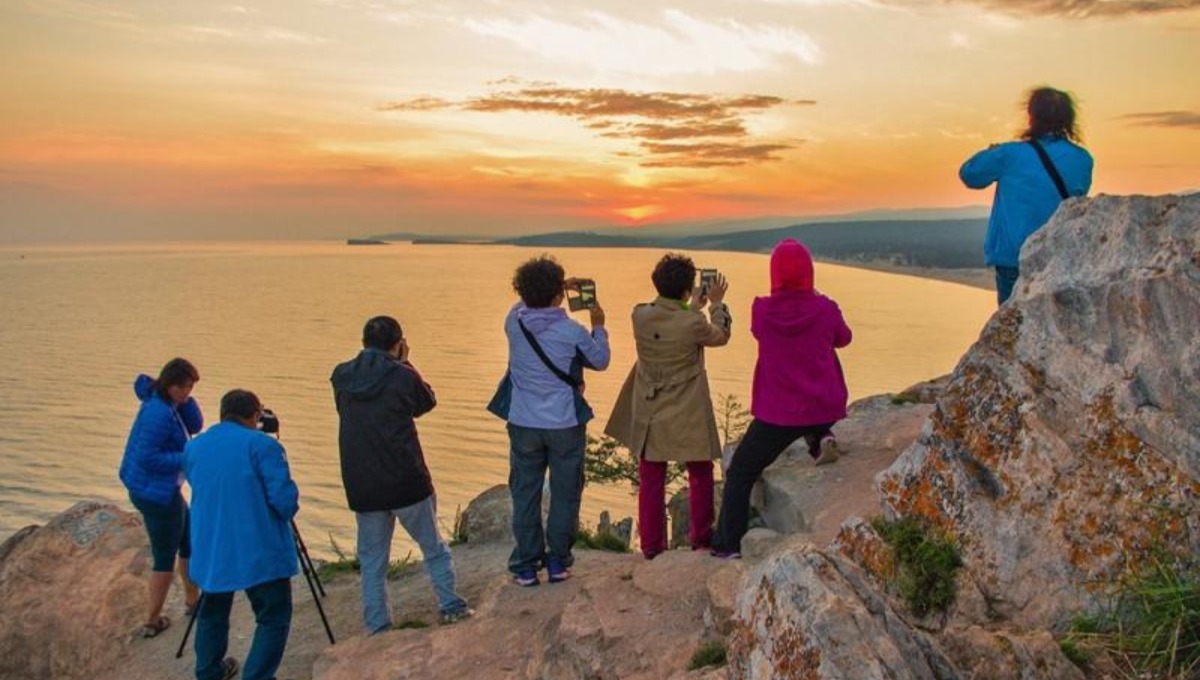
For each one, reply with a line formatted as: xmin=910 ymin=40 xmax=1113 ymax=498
xmin=513 ymin=255 xmax=565 ymax=308
xmin=651 ymin=253 xmax=696 ymax=300
xmin=1022 ymin=87 xmax=1081 ymax=142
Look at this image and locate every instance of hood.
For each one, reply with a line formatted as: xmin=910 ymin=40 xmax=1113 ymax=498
xmin=516 ymin=305 xmax=568 ymax=334
xmin=331 ymin=348 xmax=401 ymax=400
xmin=134 ymin=374 xmax=154 ymax=402
xmin=770 ymin=239 xmax=814 ymax=294
xmin=755 ymin=291 xmax=824 ymax=336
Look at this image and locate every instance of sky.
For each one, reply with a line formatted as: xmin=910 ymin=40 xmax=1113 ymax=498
xmin=1 ymin=0 xmax=1197 ymax=241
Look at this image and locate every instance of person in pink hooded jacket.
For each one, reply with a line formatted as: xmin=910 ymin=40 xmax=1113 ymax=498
xmin=710 ymin=239 xmax=852 ymax=558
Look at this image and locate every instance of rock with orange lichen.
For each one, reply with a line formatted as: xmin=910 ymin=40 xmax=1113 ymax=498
xmin=877 ymin=194 xmax=1200 ymax=629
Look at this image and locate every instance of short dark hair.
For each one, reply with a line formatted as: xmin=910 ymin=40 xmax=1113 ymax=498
xmin=512 ymin=255 xmax=565 ymax=308
xmin=1022 ymin=87 xmax=1080 ymax=142
xmin=362 ymin=316 xmax=403 ymax=351
xmin=220 ymin=389 xmax=261 ymax=422
xmin=152 ymin=357 xmax=199 ymax=400
xmin=651 ymin=253 xmax=696 ymax=300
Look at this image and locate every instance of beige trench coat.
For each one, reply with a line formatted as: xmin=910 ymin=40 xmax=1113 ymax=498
xmin=604 ymin=297 xmax=732 ymax=463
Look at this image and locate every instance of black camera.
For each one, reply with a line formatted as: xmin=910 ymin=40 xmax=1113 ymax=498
xmin=258 ymin=408 xmax=280 ymax=435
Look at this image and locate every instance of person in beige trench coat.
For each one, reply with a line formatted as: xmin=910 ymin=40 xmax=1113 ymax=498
xmin=604 ymin=253 xmax=731 ymax=558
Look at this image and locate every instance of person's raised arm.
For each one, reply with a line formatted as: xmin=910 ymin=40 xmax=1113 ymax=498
xmin=254 ymin=436 xmax=299 ymax=521
xmin=177 ymin=397 xmax=203 ymax=435
xmin=695 ymin=273 xmax=731 ymax=348
xmin=575 ymin=304 xmax=611 ymax=371
xmin=959 ymin=144 xmax=1006 ymax=189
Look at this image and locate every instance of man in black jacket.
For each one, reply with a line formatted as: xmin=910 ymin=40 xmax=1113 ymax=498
xmin=331 ymin=316 xmax=471 ymax=633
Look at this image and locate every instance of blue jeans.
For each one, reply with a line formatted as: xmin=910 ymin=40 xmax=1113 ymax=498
xmin=995 ymin=266 xmax=1020 ymax=305
xmin=194 ymin=578 xmax=291 ymax=680
xmin=129 ymin=491 xmax=190 ymax=571
xmin=506 ymin=423 xmax=586 ymax=574
xmin=356 ymin=495 xmax=467 ymax=634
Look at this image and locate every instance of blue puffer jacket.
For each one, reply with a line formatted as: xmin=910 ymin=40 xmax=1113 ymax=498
xmin=960 ymin=135 xmax=1094 ymax=268
xmin=119 ymin=374 xmax=204 ymax=506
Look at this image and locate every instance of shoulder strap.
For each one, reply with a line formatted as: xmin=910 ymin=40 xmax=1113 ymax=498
xmin=1028 ymin=139 xmax=1070 ymax=200
xmin=518 ymin=318 xmax=579 ymax=389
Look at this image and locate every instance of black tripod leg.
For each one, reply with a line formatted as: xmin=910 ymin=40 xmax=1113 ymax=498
xmin=292 ymin=521 xmax=326 ymax=598
xmin=175 ymin=593 xmax=204 ymax=659
xmin=292 ymin=523 xmax=335 ymax=645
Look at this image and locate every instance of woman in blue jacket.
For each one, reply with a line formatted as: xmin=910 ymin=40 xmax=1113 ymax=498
xmin=960 ymin=86 xmax=1094 ymax=304
xmin=118 ymin=357 xmax=203 ymax=637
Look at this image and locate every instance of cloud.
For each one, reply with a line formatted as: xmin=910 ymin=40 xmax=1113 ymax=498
xmin=918 ymin=0 xmax=1200 ymax=17
xmin=380 ymin=82 xmax=812 ymax=169
xmin=1120 ymin=110 xmax=1200 ymax=128
xmin=460 ymin=9 xmax=821 ymax=76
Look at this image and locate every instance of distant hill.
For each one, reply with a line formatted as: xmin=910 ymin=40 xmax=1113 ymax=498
xmin=496 ymin=218 xmax=988 ymax=269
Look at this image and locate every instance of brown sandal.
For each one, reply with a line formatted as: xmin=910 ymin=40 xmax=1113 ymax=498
xmin=141 ymin=615 xmax=171 ymax=638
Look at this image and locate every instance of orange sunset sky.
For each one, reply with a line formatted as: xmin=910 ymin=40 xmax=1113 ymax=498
xmin=1 ymin=0 xmax=1197 ymax=240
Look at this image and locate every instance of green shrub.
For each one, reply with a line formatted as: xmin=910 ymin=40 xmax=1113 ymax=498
xmin=687 ymin=640 xmax=728 ymax=670
xmin=574 ymin=528 xmax=630 ymax=553
xmin=394 ymin=619 xmax=430 ymax=630
xmin=317 ymin=533 xmax=361 ymax=581
xmin=871 ymin=516 xmax=963 ymax=618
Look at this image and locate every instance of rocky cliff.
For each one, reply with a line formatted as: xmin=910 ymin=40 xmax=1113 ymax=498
xmin=731 ymin=194 xmax=1200 ymax=678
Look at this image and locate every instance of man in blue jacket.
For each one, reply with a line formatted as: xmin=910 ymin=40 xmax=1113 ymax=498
xmin=331 ymin=316 xmax=471 ymax=634
xmin=185 ymin=389 xmax=299 ymax=680
xmin=960 ymin=86 xmax=1094 ymax=304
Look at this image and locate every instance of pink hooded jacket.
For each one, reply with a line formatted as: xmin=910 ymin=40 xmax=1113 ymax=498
xmin=750 ymin=239 xmax=852 ymax=426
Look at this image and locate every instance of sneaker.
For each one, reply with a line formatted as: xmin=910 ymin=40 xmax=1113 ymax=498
xmin=547 ymin=559 xmax=571 ymax=583
xmin=815 ymin=436 xmax=840 ymax=466
xmin=438 ymin=607 xmax=475 ymax=625
xmin=219 ymin=657 xmax=239 ymax=680
xmin=512 ymin=570 xmax=540 ymax=587
xmin=710 ymin=548 xmax=742 ymax=560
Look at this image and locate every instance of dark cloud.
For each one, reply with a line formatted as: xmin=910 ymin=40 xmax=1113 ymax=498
xmin=938 ymin=0 xmax=1200 ymax=17
xmin=379 ymin=81 xmax=811 ymax=169
xmin=1120 ymin=110 xmax=1200 ymax=128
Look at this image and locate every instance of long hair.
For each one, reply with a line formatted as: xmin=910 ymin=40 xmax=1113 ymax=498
xmin=1021 ymin=87 xmax=1081 ymax=142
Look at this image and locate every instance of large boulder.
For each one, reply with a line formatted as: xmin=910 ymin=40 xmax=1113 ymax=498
xmin=0 ymin=502 xmax=148 ymax=680
xmin=461 ymin=484 xmax=513 ymax=545
xmin=730 ymin=194 xmax=1200 ymax=678
xmin=877 ymin=194 xmax=1200 ymax=628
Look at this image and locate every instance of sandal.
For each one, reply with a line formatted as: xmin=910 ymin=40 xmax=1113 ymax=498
xmin=140 ymin=615 xmax=171 ymax=638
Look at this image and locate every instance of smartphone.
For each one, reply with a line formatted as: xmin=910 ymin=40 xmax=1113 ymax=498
xmin=700 ymin=268 xmax=718 ymax=294
xmin=568 ymin=280 xmax=597 ymax=311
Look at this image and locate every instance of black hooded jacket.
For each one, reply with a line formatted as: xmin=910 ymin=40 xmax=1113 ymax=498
xmin=330 ymin=348 xmax=436 ymax=512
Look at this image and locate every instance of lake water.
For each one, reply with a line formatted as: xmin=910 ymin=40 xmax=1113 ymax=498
xmin=0 ymin=241 xmax=994 ymax=557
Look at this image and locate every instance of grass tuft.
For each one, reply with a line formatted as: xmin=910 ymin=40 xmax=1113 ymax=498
xmin=687 ymin=641 xmax=728 ymax=670
xmin=871 ymin=515 xmax=963 ymax=618
xmin=394 ymin=619 xmax=430 ymax=630
xmin=574 ymin=528 xmax=631 ymax=553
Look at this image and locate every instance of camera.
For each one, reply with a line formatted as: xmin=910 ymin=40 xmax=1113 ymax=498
xmin=258 ymin=408 xmax=280 ymax=435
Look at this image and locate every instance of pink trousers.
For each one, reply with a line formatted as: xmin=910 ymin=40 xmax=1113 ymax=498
xmin=637 ymin=458 xmax=714 ymax=557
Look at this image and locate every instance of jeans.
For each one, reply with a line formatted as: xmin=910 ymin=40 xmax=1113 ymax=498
xmin=506 ymin=423 xmax=586 ymax=574
xmin=129 ymin=490 xmax=190 ymax=571
xmin=995 ymin=266 xmax=1020 ymax=305
xmin=356 ymin=495 xmax=467 ymax=634
xmin=637 ymin=459 xmax=714 ymax=557
xmin=712 ymin=419 xmax=835 ymax=553
xmin=194 ymin=578 xmax=291 ymax=680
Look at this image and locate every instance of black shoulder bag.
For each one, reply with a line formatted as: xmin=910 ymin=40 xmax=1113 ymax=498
xmin=1028 ymin=139 xmax=1070 ymax=200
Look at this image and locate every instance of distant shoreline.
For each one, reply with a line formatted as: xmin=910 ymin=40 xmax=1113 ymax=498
xmin=826 ymin=260 xmax=992 ymax=291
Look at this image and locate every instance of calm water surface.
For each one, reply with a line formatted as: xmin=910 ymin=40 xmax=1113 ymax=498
xmin=0 ymin=241 xmax=993 ymax=556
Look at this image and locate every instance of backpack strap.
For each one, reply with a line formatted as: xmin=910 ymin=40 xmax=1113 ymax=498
xmin=1028 ymin=139 xmax=1070 ymax=200
xmin=517 ymin=318 xmax=579 ymax=389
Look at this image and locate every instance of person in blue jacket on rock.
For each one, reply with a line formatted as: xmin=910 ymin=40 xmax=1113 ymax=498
xmin=960 ymin=86 xmax=1094 ymax=304
xmin=118 ymin=357 xmax=203 ymax=638
xmin=185 ymin=389 xmax=299 ymax=680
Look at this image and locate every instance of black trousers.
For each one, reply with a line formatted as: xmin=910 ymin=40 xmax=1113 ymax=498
xmin=712 ymin=418 xmax=834 ymax=552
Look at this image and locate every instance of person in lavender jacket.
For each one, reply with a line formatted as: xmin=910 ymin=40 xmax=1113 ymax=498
xmin=710 ymin=239 xmax=852 ymax=558
xmin=498 ymin=255 xmax=610 ymax=586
